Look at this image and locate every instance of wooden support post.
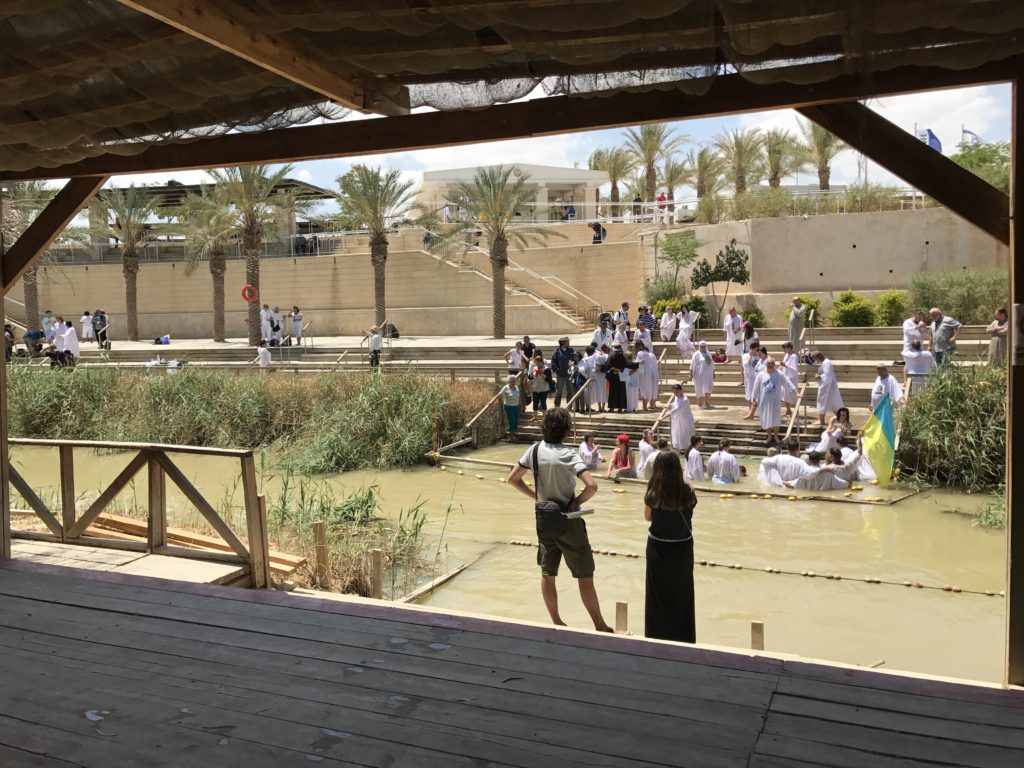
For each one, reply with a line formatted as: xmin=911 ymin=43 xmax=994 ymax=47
xmin=615 ymin=601 xmax=628 ymax=634
xmin=313 ymin=521 xmax=331 ymax=589
xmin=431 ymin=410 xmax=439 ymax=454
xmin=1006 ymin=72 xmax=1024 ymax=687
xmin=751 ymin=621 xmax=765 ymax=651
xmin=239 ymin=454 xmax=271 ymax=588
xmin=0 ymin=352 xmax=8 ymax=559
xmin=254 ymin=494 xmax=272 ymax=589
xmin=55 ymin=445 xmax=76 ymax=541
xmin=370 ymin=548 xmax=384 ymax=600
xmin=147 ymin=453 xmax=166 ymax=550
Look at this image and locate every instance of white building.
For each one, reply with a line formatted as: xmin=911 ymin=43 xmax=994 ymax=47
xmin=417 ymin=163 xmax=608 ymax=221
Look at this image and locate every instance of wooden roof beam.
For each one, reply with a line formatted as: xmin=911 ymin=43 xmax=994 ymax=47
xmin=1 ymin=59 xmax=1016 ymax=182
xmin=0 ymin=176 xmax=108 ymax=292
xmin=798 ymin=101 xmax=1009 ymax=244
xmin=114 ymin=0 xmax=409 ymax=115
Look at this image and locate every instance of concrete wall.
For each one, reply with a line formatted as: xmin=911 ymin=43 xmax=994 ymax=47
xmin=19 ymin=249 xmax=576 ymax=338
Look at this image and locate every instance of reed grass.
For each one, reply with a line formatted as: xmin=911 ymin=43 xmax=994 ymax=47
xmin=5 ymin=367 xmax=498 ymax=472
xmin=897 ymin=363 xmax=1006 ymax=492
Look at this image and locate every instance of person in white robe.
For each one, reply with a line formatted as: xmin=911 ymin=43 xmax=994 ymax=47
xmin=61 ymin=321 xmax=80 ymax=359
xmin=813 ymin=351 xmax=843 ymax=424
xmin=708 ymin=439 xmax=742 ymax=483
xmin=675 ymin=326 xmax=694 ymax=360
xmin=259 ymin=304 xmax=274 ymax=342
xmin=829 ymin=445 xmax=863 ymax=485
xmin=722 ymin=307 xmax=743 ymax=360
xmin=902 ymin=340 xmax=935 ymax=397
xmin=634 ymin=325 xmax=654 ymax=354
xmin=53 ymin=317 xmax=66 ymax=353
xmin=656 ymin=384 xmax=695 ymax=451
xmin=684 ymin=436 xmax=706 ymax=482
xmin=870 ymin=364 xmax=906 ymax=411
xmin=613 ymin=322 xmax=629 ymax=347
xmin=689 ymin=340 xmax=715 ymax=408
xmin=636 ymin=430 xmax=657 ymax=475
xmin=578 ymin=434 xmax=603 ymax=472
xmin=758 ymin=440 xmax=821 ymax=487
xmin=781 ymin=342 xmax=800 ymax=416
xmin=810 ymin=416 xmax=846 ymax=455
xmin=677 ymin=307 xmax=699 ymax=343
xmin=80 ymin=312 xmax=95 ymax=341
xmin=592 ymin=322 xmax=613 ymax=350
xmin=625 ymin=358 xmax=641 ymax=413
xmin=659 ymin=310 xmax=677 ymax=342
xmin=838 ymin=438 xmax=877 ymax=482
xmin=902 ymin=311 xmax=929 ymax=354
xmin=580 ymin=349 xmax=597 ymax=410
xmin=272 ymin=306 xmax=284 ymax=343
xmin=634 ymin=346 xmax=657 ymax=410
xmin=793 ymin=452 xmax=849 ymax=491
xmin=753 ymin=359 xmax=795 ymax=444
xmin=593 ymin=348 xmax=609 ymax=411
xmin=741 ymin=342 xmax=761 ymax=420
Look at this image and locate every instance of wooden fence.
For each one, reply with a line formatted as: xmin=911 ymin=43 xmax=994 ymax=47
xmin=6 ymin=438 xmax=272 ymax=588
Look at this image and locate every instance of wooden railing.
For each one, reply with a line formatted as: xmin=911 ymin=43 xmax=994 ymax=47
xmin=6 ymin=439 xmax=272 ymax=588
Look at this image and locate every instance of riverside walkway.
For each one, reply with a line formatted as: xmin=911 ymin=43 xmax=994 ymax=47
xmin=0 ymin=560 xmax=1021 ymax=767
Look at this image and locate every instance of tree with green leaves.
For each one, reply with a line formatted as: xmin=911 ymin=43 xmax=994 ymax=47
xmin=714 ymin=128 xmax=765 ymax=194
xmin=659 ymin=155 xmax=693 ymax=212
xmin=0 ymin=181 xmax=55 ymax=330
xmin=176 ymin=184 xmax=236 ymax=342
xmin=624 ymin=123 xmax=687 ymax=201
xmin=93 ymin=185 xmax=160 ymax=340
xmin=658 ymin=229 xmax=700 ymax=287
xmin=687 ymin=146 xmax=726 ymax=199
xmin=429 ymin=166 xmax=564 ymax=339
xmin=588 ymin=147 xmax=635 ymax=216
xmin=950 ymin=140 xmax=1010 ymax=193
xmin=763 ymin=128 xmax=805 ymax=188
xmin=336 ymin=165 xmax=418 ymax=326
xmin=689 ymin=239 xmax=750 ymax=324
xmin=207 ymin=164 xmax=308 ymax=345
xmin=797 ymin=119 xmax=849 ymax=190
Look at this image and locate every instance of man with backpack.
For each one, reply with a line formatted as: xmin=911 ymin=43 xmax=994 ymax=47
xmin=507 ymin=408 xmax=613 ymax=632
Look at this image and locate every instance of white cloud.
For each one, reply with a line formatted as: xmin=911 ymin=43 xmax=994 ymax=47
xmin=293 ymin=168 xmax=313 ymax=183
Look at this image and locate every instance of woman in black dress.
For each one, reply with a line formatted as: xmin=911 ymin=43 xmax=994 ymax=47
xmin=605 ymin=343 xmax=629 ymax=412
xmin=643 ymin=450 xmax=697 ymax=642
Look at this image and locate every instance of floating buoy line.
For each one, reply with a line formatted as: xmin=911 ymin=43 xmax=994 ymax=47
xmin=505 ymin=540 xmax=1003 ymax=598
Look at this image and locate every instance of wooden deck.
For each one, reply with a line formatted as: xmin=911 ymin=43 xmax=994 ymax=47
xmin=0 ymin=561 xmax=1021 ymax=767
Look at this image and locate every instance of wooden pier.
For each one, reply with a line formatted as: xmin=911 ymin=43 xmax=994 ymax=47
xmin=0 ymin=560 xmax=1020 ymax=767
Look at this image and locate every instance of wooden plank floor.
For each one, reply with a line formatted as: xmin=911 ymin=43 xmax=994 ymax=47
xmin=0 ymin=562 xmax=1021 ymax=767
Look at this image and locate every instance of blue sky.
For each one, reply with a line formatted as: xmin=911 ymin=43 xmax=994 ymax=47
xmin=116 ymin=83 xmax=1011 ymax=202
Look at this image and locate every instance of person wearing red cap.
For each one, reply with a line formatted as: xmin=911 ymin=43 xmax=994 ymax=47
xmin=607 ymin=434 xmax=637 ymax=479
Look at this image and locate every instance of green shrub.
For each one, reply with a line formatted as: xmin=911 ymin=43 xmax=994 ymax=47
xmin=753 ymin=187 xmax=793 ymax=218
xmin=797 ymin=295 xmax=823 ymax=327
xmin=842 ymin=183 xmax=904 ymax=213
xmin=873 ymin=290 xmax=908 ymax=326
xmin=741 ymin=304 xmax=767 ymax=328
xmin=897 ymin=364 xmax=1006 ymax=490
xmin=695 ymin=195 xmax=727 ymax=224
xmin=730 ymin=191 xmax=756 ymax=221
xmin=908 ymin=269 xmax=1008 ymax=325
xmin=651 ymin=298 xmax=682 ymax=317
xmin=642 ymin=273 xmax=683 ymax=307
xmin=828 ymin=290 xmax=875 ymax=327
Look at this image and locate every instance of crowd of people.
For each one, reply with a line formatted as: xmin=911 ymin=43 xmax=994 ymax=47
xmin=7 ymin=309 xmax=110 ymax=367
xmin=258 ymin=304 xmax=304 ymax=346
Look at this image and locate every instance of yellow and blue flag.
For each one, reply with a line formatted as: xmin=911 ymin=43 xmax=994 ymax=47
xmin=861 ymin=393 xmax=896 ymax=486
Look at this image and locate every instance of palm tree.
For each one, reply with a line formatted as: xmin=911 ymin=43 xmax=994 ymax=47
xmin=714 ymin=128 xmax=765 ymax=194
xmin=336 ymin=166 xmax=417 ymax=326
xmin=0 ymin=181 xmax=54 ymax=329
xmin=658 ymin=155 xmax=693 ymax=212
xmin=763 ymin=128 xmax=806 ymax=188
xmin=94 ymin=185 xmax=159 ymax=340
xmin=798 ymin=119 xmax=850 ymax=190
xmin=687 ymin=147 xmax=726 ymax=199
xmin=588 ymin=147 xmax=635 ymax=216
xmin=432 ymin=166 xmax=564 ymax=339
xmin=622 ymin=168 xmax=648 ymax=204
xmin=207 ymin=165 xmax=299 ymax=345
xmin=623 ymin=123 xmax=687 ymax=201
xmin=177 ymin=185 xmax=235 ymax=342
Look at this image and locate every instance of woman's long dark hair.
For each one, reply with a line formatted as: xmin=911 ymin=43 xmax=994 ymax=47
xmin=644 ymin=450 xmax=694 ymax=510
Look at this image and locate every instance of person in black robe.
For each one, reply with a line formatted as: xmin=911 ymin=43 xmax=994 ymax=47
xmin=605 ymin=344 xmax=629 ymax=412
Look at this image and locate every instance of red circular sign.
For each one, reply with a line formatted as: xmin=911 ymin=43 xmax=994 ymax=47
xmin=241 ymin=284 xmax=259 ymax=303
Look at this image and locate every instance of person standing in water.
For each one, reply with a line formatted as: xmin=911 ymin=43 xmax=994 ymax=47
xmin=643 ymin=450 xmax=697 ymax=643
xmin=507 ymin=408 xmax=613 ymax=633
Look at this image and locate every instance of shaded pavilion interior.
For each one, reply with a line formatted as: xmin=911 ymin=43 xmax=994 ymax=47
xmin=0 ymin=3 xmax=1022 ymax=751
